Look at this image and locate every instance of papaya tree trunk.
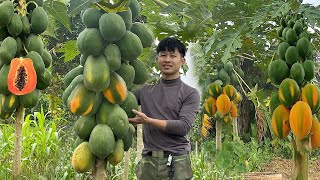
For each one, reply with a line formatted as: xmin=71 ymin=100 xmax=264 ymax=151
xmin=123 ymin=148 xmax=131 ymax=180
xmin=13 ymin=105 xmax=25 ymax=180
xmin=292 ymin=138 xmax=309 ymax=180
xmin=195 ymin=141 xmax=198 ymax=156
xmin=136 ymin=124 xmax=143 ymax=164
xmin=238 ymin=97 xmax=255 ymax=139
xmin=136 ymin=106 xmax=143 ymax=164
xmin=92 ymin=159 xmax=106 ymax=180
xmin=216 ymin=119 xmax=222 ymax=150
xmin=232 ymin=117 xmax=239 ymax=141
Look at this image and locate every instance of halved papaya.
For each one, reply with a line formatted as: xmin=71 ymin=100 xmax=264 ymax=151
xmin=7 ymin=57 xmax=37 ymax=95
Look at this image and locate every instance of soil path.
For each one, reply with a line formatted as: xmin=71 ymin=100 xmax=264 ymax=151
xmin=259 ymin=157 xmax=320 ymax=180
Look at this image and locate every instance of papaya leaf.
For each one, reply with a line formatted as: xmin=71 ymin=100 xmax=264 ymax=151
xmin=210 ymin=25 xmax=244 ymax=63
xmin=203 ymin=30 xmax=219 ymax=56
xmin=161 ymin=3 xmax=185 ymax=13
xmin=68 ymin=0 xmax=100 ymax=16
xmin=154 ymin=21 xmax=178 ymax=34
xmin=42 ymin=16 xmax=57 ymax=38
xmin=311 ymin=29 xmax=320 ymax=53
xmin=251 ymin=6 xmax=274 ymax=29
xmin=183 ymin=5 xmax=212 ymax=30
xmin=290 ymin=0 xmax=301 ymax=12
xmin=191 ymin=43 xmax=210 ymax=87
xmin=176 ymin=3 xmax=214 ymax=41
xmin=55 ymin=40 xmax=80 ymax=62
xmin=220 ymin=32 xmax=242 ymax=63
xmin=249 ymin=1 xmax=290 ymax=30
xmin=149 ymin=0 xmax=215 ymax=43
xmin=139 ymin=46 xmax=157 ymax=70
xmin=270 ymin=1 xmax=291 ymax=19
xmin=181 ymin=64 xmax=189 ymax=75
xmin=94 ymin=0 xmax=129 ymax=13
xmin=44 ymin=1 xmax=72 ymax=33
xmin=300 ymin=4 xmax=320 ymax=27
xmin=250 ymin=10 xmax=269 ymax=30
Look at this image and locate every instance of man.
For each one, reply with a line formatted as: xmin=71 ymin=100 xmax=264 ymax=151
xmin=129 ymin=37 xmax=200 ymax=180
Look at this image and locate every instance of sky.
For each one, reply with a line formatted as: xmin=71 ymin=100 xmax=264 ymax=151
xmin=180 ymin=48 xmax=202 ymax=94
xmin=303 ymin=0 xmax=320 ymax=6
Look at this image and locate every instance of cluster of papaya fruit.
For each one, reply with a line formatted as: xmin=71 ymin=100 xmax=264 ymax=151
xmin=211 ymin=59 xmax=244 ymax=86
xmin=201 ymin=59 xmax=243 ymax=137
xmin=68 ymin=0 xmax=154 ymax=173
xmin=270 ymin=12 xmax=320 ymax=150
xmin=203 ymin=82 xmax=241 ymax=124
xmin=269 ymin=13 xmax=313 ymax=86
xmin=0 ymin=0 xmax=52 ymax=119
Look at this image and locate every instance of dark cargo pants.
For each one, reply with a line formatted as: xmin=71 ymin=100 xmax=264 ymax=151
xmin=136 ymin=151 xmax=193 ymax=180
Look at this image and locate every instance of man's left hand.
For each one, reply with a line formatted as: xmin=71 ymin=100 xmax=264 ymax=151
xmin=128 ymin=109 xmax=150 ymax=124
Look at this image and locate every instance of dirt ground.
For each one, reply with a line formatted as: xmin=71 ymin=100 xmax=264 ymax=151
xmin=258 ymin=157 xmax=320 ymax=180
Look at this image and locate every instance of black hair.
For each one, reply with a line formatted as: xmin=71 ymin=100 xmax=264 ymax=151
xmin=156 ymin=37 xmax=187 ymax=57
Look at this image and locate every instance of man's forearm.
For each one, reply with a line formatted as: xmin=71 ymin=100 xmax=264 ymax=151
xmin=147 ymin=117 xmax=192 ymax=136
xmin=130 ymin=109 xmax=190 ymax=134
xmin=146 ymin=117 xmax=167 ymax=131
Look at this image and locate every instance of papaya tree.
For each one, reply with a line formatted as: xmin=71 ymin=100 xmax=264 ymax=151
xmin=269 ymin=3 xmax=320 ymax=178
xmin=0 ymin=0 xmax=54 ymax=178
xmin=201 ymin=59 xmax=242 ymax=150
xmin=64 ymin=0 xmax=154 ymax=179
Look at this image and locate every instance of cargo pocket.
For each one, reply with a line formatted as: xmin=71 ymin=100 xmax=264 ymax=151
xmin=135 ymin=160 xmax=141 ymax=177
xmin=136 ymin=157 xmax=157 ymax=180
xmin=173 ymin=155 xmax=193 ymax=180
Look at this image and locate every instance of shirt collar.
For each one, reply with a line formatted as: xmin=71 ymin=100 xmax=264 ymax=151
xmin=160 ymin=77 xmax=181 ymax=85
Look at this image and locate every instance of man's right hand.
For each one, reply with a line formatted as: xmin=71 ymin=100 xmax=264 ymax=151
xmin=128 ymin=109 xmax=167 ymax=131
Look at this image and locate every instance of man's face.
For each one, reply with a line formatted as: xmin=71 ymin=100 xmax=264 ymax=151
xmin=156 ymin=49 xmax=185 ymax=79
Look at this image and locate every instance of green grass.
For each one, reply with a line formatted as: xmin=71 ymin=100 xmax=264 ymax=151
xmin=4 ymin=107 xmax=320 ymax=179
xmin=0 ymin=107 xmax=87 ymax=179
xmin=0 ymin=121 xmax=271 ymax=180
xmin=191 ymin=138 xmax=273 ymax=180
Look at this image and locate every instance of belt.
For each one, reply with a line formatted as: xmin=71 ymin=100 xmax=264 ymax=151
xmin=145 ymin=151 xmax=172 ymax=158
xmin=144 ymin=151 xmax=187 ymax=158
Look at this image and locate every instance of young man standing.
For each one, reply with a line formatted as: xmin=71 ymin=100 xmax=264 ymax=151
xmin=129 ymin=37 xmax=200 ymax=180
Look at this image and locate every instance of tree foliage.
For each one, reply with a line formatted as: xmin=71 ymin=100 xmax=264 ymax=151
xmin=68 ymin=0 xmax=130 ymax=16
xmin=44 ymin=0 xmax=72 ymax=33
xmin=140 ymin=0 xmax=320 ymax=93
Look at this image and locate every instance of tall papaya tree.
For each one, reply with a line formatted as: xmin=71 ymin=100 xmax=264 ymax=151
xmin=64 ymin=0 xmax=154 ymax=179
xmin=0 ymin=0 xmax=54 ymax=178
xmin=201 ymin=58 xmax=242 ymax=150
xmin=269 ymin=1 xmax=320 ymax=178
